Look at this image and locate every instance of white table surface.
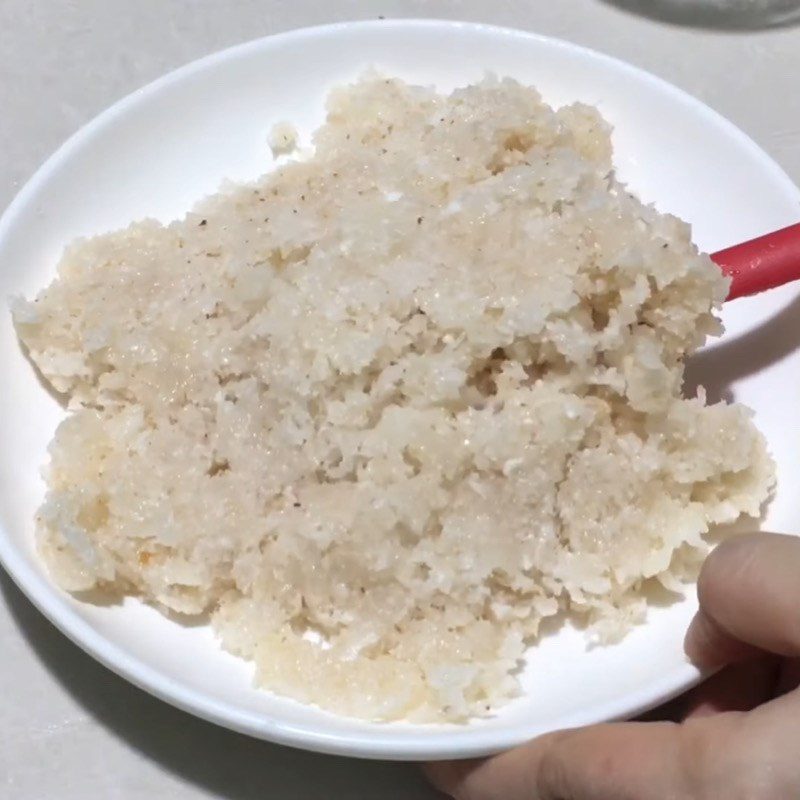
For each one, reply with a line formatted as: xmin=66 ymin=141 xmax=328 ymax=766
xmin=2 ymin=2 xmax=799 ymax=798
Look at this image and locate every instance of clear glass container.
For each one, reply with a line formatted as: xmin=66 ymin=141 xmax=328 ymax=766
xmin=606 ymin=0 xmax=800 ymax=28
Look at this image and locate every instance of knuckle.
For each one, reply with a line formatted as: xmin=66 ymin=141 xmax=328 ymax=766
xmin=721 ymin=771 xmax=784 ymax=800
xmin=678 ymin=713 xmax=784 ymax=800
xmin=537 ymin=736 xmax=572 ymax=797
xmin=678 ymin=715 xmax=739 ymax=800
xmin=438 ymin=760 xmax=498 ymax=800
xmin=457 ymin=775 xmax=491 ymax=800
xmin=424 ymin=761 xmax=470 ymax=799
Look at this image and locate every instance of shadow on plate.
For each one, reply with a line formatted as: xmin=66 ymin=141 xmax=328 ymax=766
xmin=684 ymin=294 xmax=800 ymax=404
xmin=600 ymin=0 xmax=800 ymax=30
xmin=0 ymin=570 xmax=438 ymax=800
xmin=16 ymin=332 xmax=70 ymax=409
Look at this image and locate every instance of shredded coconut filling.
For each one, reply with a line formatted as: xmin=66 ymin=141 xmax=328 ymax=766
xmin=13 ymin=76 xmax=774 ymax=722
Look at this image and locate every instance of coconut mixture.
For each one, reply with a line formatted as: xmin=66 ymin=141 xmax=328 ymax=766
xmin=13 ymin=76 xmax=773 ymax=722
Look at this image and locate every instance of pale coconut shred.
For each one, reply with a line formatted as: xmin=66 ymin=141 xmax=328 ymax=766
xmin=13 ymin=76 xmax=774 ymax=722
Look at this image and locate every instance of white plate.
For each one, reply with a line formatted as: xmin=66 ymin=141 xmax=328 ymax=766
xmin=1 ymin=19 xmax=799 ymax=762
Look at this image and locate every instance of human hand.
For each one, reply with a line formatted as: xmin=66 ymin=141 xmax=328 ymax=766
xmin=427 ymin=532 xmax=800 ymax=799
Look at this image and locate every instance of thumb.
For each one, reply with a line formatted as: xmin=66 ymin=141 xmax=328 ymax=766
xmin=685 ymin=532 xmax=800 ymax=668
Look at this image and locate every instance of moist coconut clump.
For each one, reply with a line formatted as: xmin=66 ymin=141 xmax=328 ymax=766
xmin=13 ymin=75 xmax=774 ymax=722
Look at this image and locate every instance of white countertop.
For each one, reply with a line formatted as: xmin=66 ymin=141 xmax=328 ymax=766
xmin=2 ymin=2 xmax=799 ymax=798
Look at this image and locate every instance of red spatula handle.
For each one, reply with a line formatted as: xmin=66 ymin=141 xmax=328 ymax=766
xmin=712 ymin=222 xmax=800 ymax=301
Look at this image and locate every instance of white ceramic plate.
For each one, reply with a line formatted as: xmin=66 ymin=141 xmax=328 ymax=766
xmin=1 ymin=20 xmax=799 ymax=761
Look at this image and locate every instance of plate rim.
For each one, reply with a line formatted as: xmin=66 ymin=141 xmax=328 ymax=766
xmin=1 ymin=17 xmax=798 ymax=760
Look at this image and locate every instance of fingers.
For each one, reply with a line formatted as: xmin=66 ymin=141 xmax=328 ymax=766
xmin=776 ymin=659 xmax=800 ymax=697
xmin=685 ymin=533 xmax=800 ymax=667
xmin=684 ymin=609 xmax=761 ymax=667
xmin=427 ymin=715 xmax=732 ymax=800
xmin=635 ymin=693 xmax=687 ymax=722
xmin=683 ymin=657 xmax=779 ymax=718
xmin=429 ymin=690 xmax=800 ymax=800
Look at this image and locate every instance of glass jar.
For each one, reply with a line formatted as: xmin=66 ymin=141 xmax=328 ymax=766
xmin=606 ymin=0 xmax=800 ymax=28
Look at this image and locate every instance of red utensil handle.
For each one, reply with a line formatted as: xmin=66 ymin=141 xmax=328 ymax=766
xmin=712 ymin=222 xmax=800 ymax=301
